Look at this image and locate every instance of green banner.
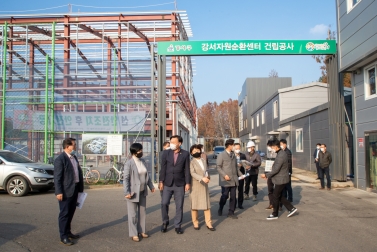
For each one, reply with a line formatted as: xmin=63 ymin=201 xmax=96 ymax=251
xmin=157 ymin=40 xmax=336 ymax=56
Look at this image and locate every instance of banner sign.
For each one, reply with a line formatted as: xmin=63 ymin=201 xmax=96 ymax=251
xmin=82 ymin=134 xmax=123 ymax=155
xmin=157 ymin=40 xmax=337 ymax=56
xmin=13 ymin=111 xmax=146 ymax=132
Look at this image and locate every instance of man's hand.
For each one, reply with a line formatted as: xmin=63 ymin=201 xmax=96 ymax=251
xmin=315 ymin=158 xmax=318 ymax=162
xmin=224 ymin=175 xmax=231 ymax=181
xmin=125 ymin=194 xmax=131 ymax=199
xmin=245 ymin=165 xmax=251 ymax=170
xmin=185 ymin=184 xmax=191 ymax=191
xmin=260 ymin=174 xmax=267 ymax=180
xmin=151 ymin=188 xmax=156 ymax=193
xmin=237 ymin=163 xmax=242 ymax=167
xmin=202 ymin=177 xmax=210 ymax=184
xmin=56 ymin=194 xmax=63 ymax=201
xmin=159 ymin=182 xmax=164 ymax=191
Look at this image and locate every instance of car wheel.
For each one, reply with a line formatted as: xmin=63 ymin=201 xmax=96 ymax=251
xmin=7 ymin=176 xmax=30 ymax=197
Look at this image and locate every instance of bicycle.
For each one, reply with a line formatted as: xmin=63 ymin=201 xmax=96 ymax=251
xmin=103 ymin=157 xmax=124 ymax=184
xmin=81 ymin=165 xmax=100 ymax=184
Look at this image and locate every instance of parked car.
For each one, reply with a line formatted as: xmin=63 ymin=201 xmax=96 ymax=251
xmin=0 ymin=150 xmax=54 ymax=197
xmin=213 ymin=146 xmax=225 ymax=159
xmin=256 ymin=150 xmax=266 ymax=157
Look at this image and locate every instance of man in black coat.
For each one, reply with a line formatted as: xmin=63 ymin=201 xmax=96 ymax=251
xmin=280 ymin=139 xmax=293 ymax=202
xmin=54 ymin=138 xmax=84 ymax=246
xmin=244 ymin=141 xmax=261 ymax=202
xmin=159 ymin=135 xmax=191 ymax=234
xmin=313 ymin=143 xmax=321 ymax=179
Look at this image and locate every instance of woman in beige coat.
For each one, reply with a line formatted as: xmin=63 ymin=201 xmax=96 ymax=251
xmin=189 ymin=144 xmax=215 ymax=231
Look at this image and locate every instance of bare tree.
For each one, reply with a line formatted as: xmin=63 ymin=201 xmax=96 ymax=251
xmin=269 ymin=69 xmax=279 ymax=78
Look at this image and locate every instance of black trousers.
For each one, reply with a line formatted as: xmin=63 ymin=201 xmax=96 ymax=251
xmin=272 ymin=183 xmax=294 ymax=217
xmin=58 ymin=184 xmax=79 ymax=240
xmin=237 ymin=179 xmax=244 ymax=207
xmin=282 ymin=176 xmax=293 ymax=202
xmin=244 ymin=173 xmax=258 ymax=196
xmin=219 ymin=186 xmax=237 ymax=215
xmin=315 ymin=162 xmax=321 ymax=178
xmin=161 ymin=184 xmax=185 ymax=228
xmin=267 ymin=177 xmax=274 ymax=205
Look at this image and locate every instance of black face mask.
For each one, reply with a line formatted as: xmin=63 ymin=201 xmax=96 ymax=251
xmin=192 ymin=152 xmax=201 ymax=158
xmin=136 ymin=152 xmax=143 ymax=158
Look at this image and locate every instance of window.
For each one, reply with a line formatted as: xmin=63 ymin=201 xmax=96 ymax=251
xmin=273 ymin=100 xmax=279 ymax=118
xmin=347 ymin=0 xmax=361 ymax=12
xmin=296 ymin=128 xmax=303 ymax=152
xmin=261 ymin=110 xmax=265 ymax=124
xmin=256 ymin=114 xmax=259 ymax=127
xmin=251 ymin=117 xmax=254 ymax=129
xmin=239 ymin=105 xmax=243 ymax=130
xmin=365 ymin=64 xmax=376 ymax=99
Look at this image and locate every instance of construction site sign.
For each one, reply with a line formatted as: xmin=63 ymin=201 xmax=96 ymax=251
xmin=157 ymin=40 xmax=336 ymax=56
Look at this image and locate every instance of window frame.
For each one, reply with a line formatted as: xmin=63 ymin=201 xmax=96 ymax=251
xmin=273 ymin=100 xmax=279 ymax=119
xmin=296 ymin=128 xmax=304 ymax=152
xmin=256 ymin=113 xmax=260 ymax=127
xmin=261 ymin=110 xmax=265 ymax=125
xmin=347 ymin=0 xmax=361 ymax=12
xmin=251 ymin=117 xmax=254 ymax=129
xmin=364 ymin=62 xmax=377 ymax=100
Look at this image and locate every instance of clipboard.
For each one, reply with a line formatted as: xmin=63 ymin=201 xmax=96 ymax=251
xmin=76 ymin=192 xmax=87 ymax=209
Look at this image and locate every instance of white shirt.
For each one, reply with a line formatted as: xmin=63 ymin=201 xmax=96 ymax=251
xmin=133 ymin=156 xmax=147 ymax=191
xmin=65 ymin=151 xmax=79 ymax=183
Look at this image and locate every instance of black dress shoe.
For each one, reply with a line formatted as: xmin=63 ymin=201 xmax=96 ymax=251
xmin=238 ymin=206 xmax=244 ymax=209
xmin=60 ymin=238 xmax=73 ymax=246
xmin=68 ymin=233 xmax=80 ymax=239
xmin=207 ymin=226 xmax=216 ymax=231
xmin=161 ymin=223 xmax=168 ymax=233
xmin=218 ymin=208 xmax=223 ymax=216
xmin=194 ymin=226 xmax=200 ymax=230
xmin=175 ymin=228 xmax=183 ymax=234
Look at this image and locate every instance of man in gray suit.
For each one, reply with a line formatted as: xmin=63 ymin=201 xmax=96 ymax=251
xmin=261 ymin=139 xmax=297 ymax=220
xmin=159 ymin=135 xmax=191 ymax=234
xmin=217 ymin=139 xmax=244 ymax=219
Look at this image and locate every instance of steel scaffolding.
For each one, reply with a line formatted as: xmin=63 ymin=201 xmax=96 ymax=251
xmin=0 ymin=11 xmax=197 ymax=170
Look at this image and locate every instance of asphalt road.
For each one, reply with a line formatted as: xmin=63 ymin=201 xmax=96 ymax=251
xmin=1 ymin=156 xmax=377 ymax=251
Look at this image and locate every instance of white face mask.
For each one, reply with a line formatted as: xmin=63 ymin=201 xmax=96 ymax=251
xmin=280 ymin=146 xmax=284 ymax=150
xmin=320 ymin=148 xmax=325 ymax=152
xmin=317 ymin=146 xmax=320 ymax=149
xmin=170 ymin=143 xmax=177 ymax=151
xmin=164 ymin=146 xmax=170 ymax=150
xmin=267 ymin=146 xmax=272 ymax=152
xmin=247 ymin=148 xmax=252 ymax=153
xmin=234 ymin=149 xmax=240 ymax=154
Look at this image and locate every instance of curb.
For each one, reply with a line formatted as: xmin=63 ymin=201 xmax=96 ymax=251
xmin=291 ymin=174 xmax=354 ymax=188
xmin=84 ymin=184 xmax=123 ymax=189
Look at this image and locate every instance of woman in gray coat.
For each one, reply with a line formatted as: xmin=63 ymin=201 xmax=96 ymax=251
xmin=189 ymin=144 xmax=215 ymax=231
xmin=124 ymin=143 xmax=155 ymax=242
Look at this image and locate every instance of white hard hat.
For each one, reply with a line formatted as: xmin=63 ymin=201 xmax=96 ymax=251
xmin=246 ymin=141 xmax=255 ymax=148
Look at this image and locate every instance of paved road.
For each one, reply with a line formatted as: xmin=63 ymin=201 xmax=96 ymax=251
xmin=1 ymin=155 xmax=377 ymax=251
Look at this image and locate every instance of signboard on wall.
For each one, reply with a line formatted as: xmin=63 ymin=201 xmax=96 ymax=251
xmin=82 ymin=134 xmax=123 ymax=155
xmin=358 ymin=138 xmax=364 ymax=148
xmin=13 ymin=111 xmax=146 ymax=132
xmin=264 ymin=160 xmax=275 ymax=172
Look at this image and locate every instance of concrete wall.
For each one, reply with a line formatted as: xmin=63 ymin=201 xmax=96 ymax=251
xmin=177 ymin=106 xmax=197 ymax=151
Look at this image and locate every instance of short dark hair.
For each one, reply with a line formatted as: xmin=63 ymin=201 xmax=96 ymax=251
xmin=234 ymin=143 xmax=241 ymax=147
xmin=190 ymin=144 xmax=201 ymax=154
xmin=280 ymin=139 xmax=287 ymax=145
xmin=163 ymin=141 xmax=170 ymax=147
xmin=170 ymin=135 xmax=183 ymax=143
xmin=197 ymin=144 xmax=204 ymax=149
xmin=69 ymin=138 xmax=76 ymax=141
xmin=130 ymin=143 xmax=143 ymax=155
xmin=62 ymin=138 xmax=74 ymax=149
xmin=225 ymin=139 xmax=235 ymax=148
xmin=316 ymin=143 xmax=321 ymax=146
xmin=266 ymin=140 xmax=273 ymax=146
xmin=270 ymin=139 xmax=280 ymax=147
xmin=321 ymin=143 xmax=327 ymax=147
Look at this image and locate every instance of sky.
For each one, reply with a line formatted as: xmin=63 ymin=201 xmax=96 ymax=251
xmin=0 ymin=0 xmax=337 ymax=107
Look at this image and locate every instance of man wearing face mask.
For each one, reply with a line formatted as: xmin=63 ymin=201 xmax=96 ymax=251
xmin=313 ymin=143 xmax=321 ymax=180
xmin=280 ymin=139 xmax=293 ymax=203
xmin=318 ymin=144 xmax=332 ymax=190
xmin=234 ymin=143 xmax=246 ymax=209
xmin=261 ymin=140 xmax=297 ymax=220
xmin=54 ymin=138 xmax=84 ymax=246
xmin=159 ymin=135 xmax=191 ymax=234
xmin=244 ymin=141 xmax=261 ymax=202
xmin=217 ymin=139 xmax=245 ymax=219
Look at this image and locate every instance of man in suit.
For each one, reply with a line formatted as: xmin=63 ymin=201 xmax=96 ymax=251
xmin=159 ymin=135 xmax=191 ymax=234
xmin=280 ymin=139 xmax=293 ymax=202
xmin=217 ymin=139 xmax=244 ymax=219
xmin=54 ymin=138 xmax=84 ymax=245
xmin=244 ymin=141 xmax=261 ymax=202
xmin=261 ymin=140 xmax=297 ymax=220
xmin=234 ymin=143 xmax=246 ymax=209
xmin=313 ymin=143 xmax=321 ymax=179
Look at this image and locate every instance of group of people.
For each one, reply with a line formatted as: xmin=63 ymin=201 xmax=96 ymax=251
xmin=53 ymin=135 xmax=331 ymax=245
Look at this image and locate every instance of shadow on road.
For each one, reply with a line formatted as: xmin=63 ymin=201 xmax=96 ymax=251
xmin=0 ymin=223 xmax=35 ymax=246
